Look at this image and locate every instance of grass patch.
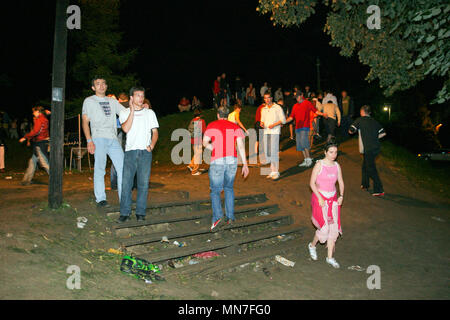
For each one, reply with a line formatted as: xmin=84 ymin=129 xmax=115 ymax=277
xmin=381 ymin=141 xmax=450 ymax=198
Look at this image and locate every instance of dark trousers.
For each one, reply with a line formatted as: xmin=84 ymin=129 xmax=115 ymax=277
xmin=340 ymin=115 xmax=352 ymax=138
xmin=324 ymin=118 xmax=337 ymax=142
xmin=362 ymin=150 xmax=383 ymax=193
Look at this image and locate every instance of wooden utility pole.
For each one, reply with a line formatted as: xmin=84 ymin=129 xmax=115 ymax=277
xmin=49 ymin=0 xmax=69 ymax=209
xmin=316 ymin=57 xmax=321 ymax=92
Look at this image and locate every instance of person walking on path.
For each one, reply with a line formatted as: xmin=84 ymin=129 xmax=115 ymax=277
xmin=252 ymin=102 xmax=265 ymax=164
xmin=82 ymin=76 xmax=126 ymax=208
xmin=260 ymin=92 xmax=286 ymax=179
xmin=349 ymin=105 xmax=386 ymax=196
xmin=187 ymin=108 xmax=206 ymax=176
xmin=286 ymin=94 xmax=327 ymax=167
xmin=319 ymin=98 xmax=341 ymax=143
xmin=19 ymin=106 xmax=50 ymax=185
xmin=308 ymin=142 xmax=344 ymax=268
xmin=203 ymin=106 xmax=249 ymax=232
xmin=228 ymin=104 xmax=248 ymax=135
xmin=117 ymin=87 xmax=159 ymax=223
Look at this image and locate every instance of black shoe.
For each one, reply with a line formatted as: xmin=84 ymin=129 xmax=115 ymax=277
xmin=136 ymin=215 xmax=146 ymax=222
xmin=97 ymin=200 xmax=110 ymax=208
xmin=117 ymin=215 xmax=130 ymax=223
xmin=20 ymin=181 xmax=31 ymax=186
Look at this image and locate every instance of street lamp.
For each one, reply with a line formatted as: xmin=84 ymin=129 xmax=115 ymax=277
xmin=383 ymin=104 xmax=391 ymax=121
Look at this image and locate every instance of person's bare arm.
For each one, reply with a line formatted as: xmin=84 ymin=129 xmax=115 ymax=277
xmin=121 ymin=97 xmax=135 ymax=133
xmin=236 ymin=137 xmax=249 ymax=179
xmin=337 ymin=163 xmax=344 ymax=205
xmin=310 ymin=161 xmax=324 ymax=206
xmin=203 ymin=135 xmax=212 ymax=150
xmin=82 ymin=114 xmax=95 ymax=154
xmin=147 ymin=128 xmax=158 ymax=152
xmin=235 ymin=112 xmax=248 ymax=133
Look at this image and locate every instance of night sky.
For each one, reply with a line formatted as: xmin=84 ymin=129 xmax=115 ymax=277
xmin=3 ymin=0 xmax=375 ymax=119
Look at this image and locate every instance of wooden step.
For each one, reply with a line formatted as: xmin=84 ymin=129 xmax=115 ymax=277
xmin=113 ymin=203 xmax=279 ymax=230
xmin=167 ymin=238 xmax=303 ymax=278
xmin=138 ymin=224 xmax=305 ymax=263
xmin=121 ymin=213 xmax=292 ymax=247
xmin=107 ymin=193 xmax=269 ymax=215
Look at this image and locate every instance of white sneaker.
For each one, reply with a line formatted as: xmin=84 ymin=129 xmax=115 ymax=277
xmin=271 ymin=172 xmax=280 ymax=180
xmin=308 ymin=243 xmax=317 ymax=261
xmin=299 ymin=160 xmax=309 ymax=167
xmin=326 ymin=257 xmax=340 ymax=268
xmin=266 ymin=172 xmax=275 ymax=179
xmin=307 ymin=158 xmax=314 ymax=166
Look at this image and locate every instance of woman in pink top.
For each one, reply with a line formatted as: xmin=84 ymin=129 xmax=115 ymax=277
xmin=308 ymin=142 xmax=344 ymax=268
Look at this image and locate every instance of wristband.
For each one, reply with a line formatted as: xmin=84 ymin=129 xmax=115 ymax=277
xmin=87 ymin=139 xmax=92 ymax=143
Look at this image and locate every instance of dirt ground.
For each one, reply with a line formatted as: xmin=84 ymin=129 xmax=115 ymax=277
xmin=0 ymin=137 xmax=449 ymax=300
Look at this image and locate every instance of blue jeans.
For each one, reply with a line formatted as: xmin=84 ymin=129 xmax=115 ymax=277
xmin=22 ymin=143 xmax=50 ymax=183
xmin=120 ymin=149 xmax=152 ymax=217
xmin=208 ymin=156 xmax=238 ymax=223
xmin=93 ymin=138 xmax=124 ymax=203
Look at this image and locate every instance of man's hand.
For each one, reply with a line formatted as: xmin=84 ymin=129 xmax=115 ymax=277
xmin=147 ymin=145 xmax=153 ymax=152
xmin=129 ymin=96 xmax=135 ymax=112
xmin=337 ymin=122 xmax=341 ymax=127
xmin=87 ymin=141 xmax=95 ymax=155
xmin=241 ymin=164 xmax=249 ymax=179
xmin=19 ymin=137 xmax=26 ymax=143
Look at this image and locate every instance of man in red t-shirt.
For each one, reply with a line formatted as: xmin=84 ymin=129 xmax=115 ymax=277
xmin=286 ymin=94 xmax=326 ymax=167
xmin=252 ymin=103 xmax=265 ymax=163
xmin=213 ymin=76 xmax=221 ymax=107
xmin=203 ymin=106 xmax=249 ymax=231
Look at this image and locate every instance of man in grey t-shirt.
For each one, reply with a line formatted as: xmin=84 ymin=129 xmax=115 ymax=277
xmin=82 ymin=76 xmax=126 ymax=207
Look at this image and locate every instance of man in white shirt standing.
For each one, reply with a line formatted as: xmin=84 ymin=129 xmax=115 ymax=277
xmin=118 ymin=87 xmax=159 ymax=223
xmin=260 ymin=92 xmax=286 ymax=180
xmin=82 ymin=76 xmax=126 ymax=208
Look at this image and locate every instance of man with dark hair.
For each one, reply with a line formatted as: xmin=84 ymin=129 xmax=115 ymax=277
xmin=19 ymin=106 xmax=50 ymax=185
xmin=219 ymin=73 xmax=229 ymax=106
xmin=117 ymin=87 xmax=159 ymax=222
xmin=286 ymin=94 xmax=327 ymax=167
xmin=349 ymin=105 xmax=386 ymax=196
xmin=82 ymin=76 xmax=126 ymax=207
xmin=203 ymin=106 xmax=249 ymax=231
xmin=260 ymin=92 xmax=286 ymax=179
xmin=283 ymin=88 xmax=296 ymax=140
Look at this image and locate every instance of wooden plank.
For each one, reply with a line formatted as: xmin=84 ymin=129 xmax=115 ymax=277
xmin=167 ymin=238 xmax=303 ymax=278
xmin=106 ymin=193 xmax=268 ymax=215
xmin=113 ymin=203 xmax=279 ymax=230
xmin=138 ymin=225 xmax=304 ymax=263
xmin=121 ymin=213 xmax=291 ymax=247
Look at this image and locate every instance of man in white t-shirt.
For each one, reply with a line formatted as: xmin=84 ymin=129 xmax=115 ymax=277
xmin=117 ymin=87 xmax=159 ymax=223
xmin=260 ymin=92 xmax=286 ymax=180
xmin=82 ymin=77 xmax=126 ymax=208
